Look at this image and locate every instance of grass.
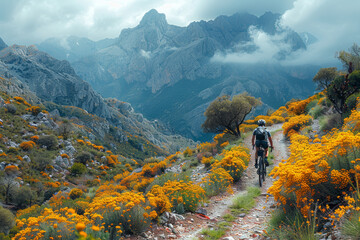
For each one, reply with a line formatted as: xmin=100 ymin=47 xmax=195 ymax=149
xmin=341 ymin=211 xmax=360 ymax=239
xmin=266 ymin=207 xmax=318 ymax=240
xmin=230 ymin=187 xmax=261 ymax=214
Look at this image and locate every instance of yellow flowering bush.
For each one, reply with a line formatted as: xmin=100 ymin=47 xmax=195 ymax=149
xmin=13 ymin=207 xmax=90 ymax=240
xmin=201 ymin=167 xmax=233 ymax=197
xmin=86 ymin=190 xmax=151 ymax=236
xmin=212 ymin=145 xmax=250 ymax=182
xmin=269 ymin=128 xmax=360 ymax=218
xmin=282 ymin=114 xmax=313 ymax=137
xmin=147 ymin=180 xmax=205 ymax=214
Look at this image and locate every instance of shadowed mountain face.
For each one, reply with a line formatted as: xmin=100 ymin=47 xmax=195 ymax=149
xmin=0 ymin=37 xmax=7 ymax=51
xmin=0 ymin=44 xmax=195 ymax=151
xmin=40 ymin=10 xmax=318 ymax=140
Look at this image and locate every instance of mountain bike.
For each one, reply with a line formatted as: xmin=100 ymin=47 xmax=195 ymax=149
xmin=254 ymin=145 xmax=272 ymax=187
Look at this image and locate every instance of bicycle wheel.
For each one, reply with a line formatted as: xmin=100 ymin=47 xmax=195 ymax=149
xmin=258 ymin=157 xmax=263 ymax=187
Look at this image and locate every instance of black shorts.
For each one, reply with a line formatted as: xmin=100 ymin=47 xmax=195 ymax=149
xmin=255 ymin=140 xmax=268 ymax=149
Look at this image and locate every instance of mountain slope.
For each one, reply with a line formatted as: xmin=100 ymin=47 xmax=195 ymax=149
xmin=0 ymin=44 xmax=194 ymax=152
xmin=41 ymin=10 xmax=318 ymax=140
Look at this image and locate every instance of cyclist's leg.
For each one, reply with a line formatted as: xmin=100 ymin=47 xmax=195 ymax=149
xmin=262 ymin=141 xmax=269 ymax=166
xmin=255 ymin=140 xmax=260 ymax=168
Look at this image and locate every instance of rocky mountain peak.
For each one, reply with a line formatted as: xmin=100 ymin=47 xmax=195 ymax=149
xmin=139 ymin=9 xmax=168 ymax=28
xmin=0 ymin=37 xmax=7 ymax=51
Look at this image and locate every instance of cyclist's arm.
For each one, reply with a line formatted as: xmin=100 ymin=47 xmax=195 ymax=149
xmin=252 ymin=134 xmax=255 ymax=146
xmin=268 ymin=136 xmax=274 ymax=148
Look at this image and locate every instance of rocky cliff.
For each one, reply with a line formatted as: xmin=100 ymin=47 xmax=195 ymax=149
xmin=0 ymin=44 xmax=195 ymax=151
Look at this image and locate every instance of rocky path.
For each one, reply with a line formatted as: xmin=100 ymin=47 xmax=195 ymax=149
xmin=184 ymin=124 xmax=289 ymax=240
xmin=222 ymin=124 xmax=290 ymax=240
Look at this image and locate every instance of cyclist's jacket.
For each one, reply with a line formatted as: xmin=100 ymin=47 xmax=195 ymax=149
xmin=253 ymin=126 xmax=271 ymax=141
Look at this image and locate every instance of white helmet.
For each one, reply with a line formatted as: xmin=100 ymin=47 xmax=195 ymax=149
xmin=258 ymin=119 xmax=266 ymax=126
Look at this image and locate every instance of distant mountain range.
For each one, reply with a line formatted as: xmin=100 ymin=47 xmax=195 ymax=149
xmin=0 ymin=43 xmax=194 ymax=152
xmin=36 ymin=10 xmax=319 ymax=140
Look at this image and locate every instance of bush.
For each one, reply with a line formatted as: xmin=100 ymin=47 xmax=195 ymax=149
xmin=319 ymin=114 xmax=342 ymax=132
xmin=12 ymin=186 xmax=36 ymax=209
xmin=19 ymin=141 xmax=36 ymax=151
xmin=75 ymin=152 xmax=91 ymax=165
xmin=0 ymin=207 xmax=15 ymax=234
xmin=69 ymin=188 xmax=83 ymax=200
xmin=202 ymin=168 xmax=233 ymax=197
xmin=308 ymin=104 xmax=324 ymax=119
xmin=38 ymin=135 xmax=58 ymax=150
xmin=70 ymin=163 xmax=86 ymax=176
xmin=5 ymin=104 xmax=16 ymax=114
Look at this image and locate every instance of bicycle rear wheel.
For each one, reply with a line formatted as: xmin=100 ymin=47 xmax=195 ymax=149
xmin=258 ymin=157 xmax=263 ymax=187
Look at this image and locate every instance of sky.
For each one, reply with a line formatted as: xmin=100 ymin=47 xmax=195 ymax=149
xmin=0 ymin=0 xmax=359 ymax=66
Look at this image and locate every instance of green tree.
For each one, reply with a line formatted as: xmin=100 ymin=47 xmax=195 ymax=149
xmin=337 ymin=43 xmax=360 ymax=71
xmin=12 ymin=186 xmax=36 ymax=209
xmin=70 ymin=163 xmax=86 ymax=176
xmin=202 ymin=93 xmax=261 ymax=137
xmin=313 ymin=67 xmax=338 ymax=90
xmin=0 ymin=207 xmax=15 ymax=235
xmin=58 ymin=119 xmax=73 ymax=140
xmin=326 ymin=70 xmax=360 ymax=119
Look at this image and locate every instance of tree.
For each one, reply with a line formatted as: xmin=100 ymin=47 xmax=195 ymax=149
xmin=326 ymin=70 xmax=360 ymax=119
xmin=58 ymin=120 xmax=73 ymax=140
xmin=0 ymin=207 xmax=15 ymax=235
xmin=313 ymin=67 xmax=338 ymax=90
xmin=202 ymin=93 xmax=261 ymax=137
xmin=337 ymin=43 xmax=360 ymax=71
xmin=12 ymin=186 xmax=36 ymax=209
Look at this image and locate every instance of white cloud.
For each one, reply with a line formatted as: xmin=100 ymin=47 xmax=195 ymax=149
xmin=0 ymin=0 xmax=358 ymax=68
xmin=279 ymin=0 xmax=360 ymax=66
xmin=0 ymin=0 xmax=294 ymax=45
xmin=212 ymin=26 xmax=291 ymax=64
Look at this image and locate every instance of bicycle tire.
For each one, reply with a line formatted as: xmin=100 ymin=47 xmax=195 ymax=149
xmin=258 ymin=156 xmax=263 ymax=187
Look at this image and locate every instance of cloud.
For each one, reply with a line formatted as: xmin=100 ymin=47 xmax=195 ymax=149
xmin=212 ymin=26 xmax=292 ymax=64
xmin=0 ymin=0 xmax=358 ymax=68
xmin=0 ymin=0 xmax=294 ymax=45
xmin=212 ymin=0 xmax=360 ymax=66
xmin=279 ymin=0 xmax=360 ymax=66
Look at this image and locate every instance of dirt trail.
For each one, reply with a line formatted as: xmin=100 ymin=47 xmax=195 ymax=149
xmin=222 ymin=124 xmax=290 ymax=239
xmin=181 ymin=123 xmax=290 ymax=240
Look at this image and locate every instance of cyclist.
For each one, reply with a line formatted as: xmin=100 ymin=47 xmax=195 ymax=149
xmin=251 ymin=119 xmax=274 ymax=168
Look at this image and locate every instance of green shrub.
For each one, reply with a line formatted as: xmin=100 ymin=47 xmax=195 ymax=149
xmin=38 ymin=135 xmax=58 ymax=150
xmin=0 ymin=207 xmax=15 ymax=234
xmin=70 ymin=163 xmax=86 ymax=176
xmin=305 ymin=100 xmax=318 ymax=113
xmin=12 ymin=186 xmax=36 ymax=209
xmin=308 ymin=104 xmax=324 ymax=119
xmin=7 ymin=147 xmax=19 ymax=154
xmin=5 ymin=104 xmax=16 ymax=114
xmin=319 ymin=114 xmax=342 ymax=132
xmin=75 ymin=152 xmax=91 ymax=165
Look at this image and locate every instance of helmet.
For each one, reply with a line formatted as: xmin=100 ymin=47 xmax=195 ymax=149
xmin=258 ymin=119 xmax=266 ymax=126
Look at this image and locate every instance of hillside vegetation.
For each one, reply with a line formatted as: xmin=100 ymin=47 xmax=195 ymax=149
xmin=0 ymin=45 xmax=359 ymax=240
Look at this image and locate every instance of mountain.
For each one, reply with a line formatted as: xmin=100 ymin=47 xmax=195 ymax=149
xmin=41 ymin=10 xmax=318 ymax=140
xmin=37 ymin=36 xmax=116 ymax=63
xmin=299 ymin=32 xmax=318 ymax=46
xmin=0 ymin=44 xmax=194 ymax=152
xmin=0 ymin=37 xmax=7 ymax=51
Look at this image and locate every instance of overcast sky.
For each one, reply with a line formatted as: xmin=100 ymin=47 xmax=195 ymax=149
xmin=0 ymin=0 xmax=359 ymax=66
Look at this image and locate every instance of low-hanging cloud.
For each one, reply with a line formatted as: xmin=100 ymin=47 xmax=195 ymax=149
xmin=212 ymin=26 xmax=292 ymax=64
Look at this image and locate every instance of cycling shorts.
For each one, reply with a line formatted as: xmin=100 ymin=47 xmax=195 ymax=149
xmin=255 ymin=140 xmax=268 ymax=149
